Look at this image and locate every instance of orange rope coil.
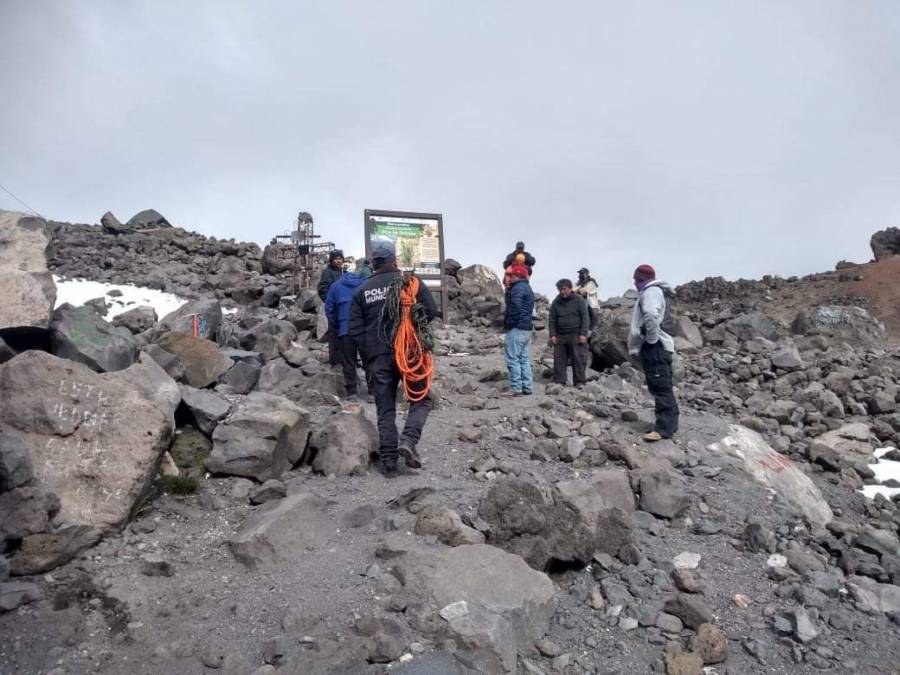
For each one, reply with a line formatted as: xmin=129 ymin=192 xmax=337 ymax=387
xmin=394 ymin=276 xmax=434 ymax=402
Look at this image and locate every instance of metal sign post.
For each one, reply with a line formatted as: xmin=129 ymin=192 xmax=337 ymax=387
xmin=364 ymin=209 xmax=447 ymax=319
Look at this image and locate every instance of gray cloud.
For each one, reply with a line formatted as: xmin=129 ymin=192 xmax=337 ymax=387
xmin=2 ymin=1 xmax=898 ymax=297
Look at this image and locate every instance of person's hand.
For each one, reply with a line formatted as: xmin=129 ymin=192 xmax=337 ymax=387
xmin=550 ymin=336 xmax=558 ymax=345
xmin=577 ymin=335 xmax=588 ymax=344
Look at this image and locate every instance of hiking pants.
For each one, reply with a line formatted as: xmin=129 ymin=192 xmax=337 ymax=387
xmin=338 ymin=335 xmax=359 ymax=396
xmin=553 ymin=334 xmax=588 ymax=386
xmin=367 ymin=353 xmax=432 ymax=464
xmin=504 ymin=328 xmax=533 ymax=393
xmin=328 ymin=332 xmax=340 ymax=366
xmin=640 ymin=341 xmax=679 ymax=437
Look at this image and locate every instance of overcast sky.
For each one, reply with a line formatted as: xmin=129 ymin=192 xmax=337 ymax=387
xmin=2 ymin=1 xmax=898 ymax=297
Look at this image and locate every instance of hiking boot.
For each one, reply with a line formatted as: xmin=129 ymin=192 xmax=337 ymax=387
xmin=522 ymin=390 xmax=533 ymax=396
xmin=642 ymin=431 xmax=663 ymax=443
xmin=376 ymin=458 xmax=399 ymax=478
xmin=399 ymin=441 xmax=423 ymax=469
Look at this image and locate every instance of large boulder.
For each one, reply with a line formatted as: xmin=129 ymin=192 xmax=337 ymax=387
xmin=309 ymin=405 xmax=378 ymax=476
xmin=846 ymin=576 xmax=900 ymax=614
xmin=814 ymin=423 xmax=874 ymax=457
xmin=726 ymin=312 xmax=780 ymax=342
xmin=115 ymin=352 xmax=181 ymax=424
xmin=870 ymin=227 xmax=900 ymax=261
xmin=179 ymin=385 xmax=230 ymax=435
xmin=791 ymin=306 xmax=885 ymax=348
xmin=707 ymin=425 xmax=832 ymax=527
xmin=125 ymin=208 xmax=171 ymax=229
xmin=228 ymin=493 xmax=334 ymax=569
xmin=155 ymin=332 xmax=233 ymax=388
xmin=457 ymin=264 xmax=504 ymax=303
xmin=50 ymin=304 xmax=138 ymax=372
xmin=0 ymin=351 xmax=172 ymax=528
xmin=206 ymin=392 xmax=311 ymax=481
xmin=0 ymin=211 xmax=57 ymax=332
xmin=262 ymin=243 xmax=296 ymax=275
xmin=479 ymin=475 xmax=637 ymax=570
xmin=392 ymin=543 xmax=556 ymax=673
xmin=159 ymin=299 xmax=222 ymax=341
xmin=112 ymin=306 xmax=157 ymax=334
xmin=590 ymin=303 xmax=634 ymax=370
xmin=238 ymin=319 xmax=297 ymax=361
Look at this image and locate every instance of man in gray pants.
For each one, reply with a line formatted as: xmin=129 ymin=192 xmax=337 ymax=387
xmin=549 ymin=278 xmax=590 ymax=387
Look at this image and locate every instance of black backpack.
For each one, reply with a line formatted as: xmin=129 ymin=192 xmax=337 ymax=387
xmin=660 ymin=286 xmax=678 ymax=334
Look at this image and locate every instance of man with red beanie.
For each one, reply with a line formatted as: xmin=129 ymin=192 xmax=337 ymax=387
xmin=503 ymin=263 xmax=535 ymax=395
xmin=628 ymin=264 xmax=679 ymax=441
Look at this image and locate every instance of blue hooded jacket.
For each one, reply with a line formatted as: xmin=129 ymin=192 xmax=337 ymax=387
xmin=504 ymin=278 xmax=535 ymax=331
xmin=325 ymin=272 xmax=366 ymax=336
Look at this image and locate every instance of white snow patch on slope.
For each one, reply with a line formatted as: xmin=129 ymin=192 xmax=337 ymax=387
xmin=53 ymin=276 xmax=187 ymax=320
xmin=860 ymin=447 xmax=900 ymax=500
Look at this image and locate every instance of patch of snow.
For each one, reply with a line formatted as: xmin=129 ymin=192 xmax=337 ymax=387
xmin=860 ymin=447 xmax=900 ymax=500
xmin=53 ymin=276 xmax=187 ymax=320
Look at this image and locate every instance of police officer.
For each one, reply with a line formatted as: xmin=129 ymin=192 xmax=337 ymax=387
xmin=348 ymin=242 xmax=438 ymax=476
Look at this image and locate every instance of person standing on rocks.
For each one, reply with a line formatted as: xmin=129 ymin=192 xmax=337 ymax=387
xmin=503 ymin=263 xmax=535 ymax=395
xmin=502 ymin=241 xmax=536 ymax=276
xmin=325 ymin=269 xmax=367 ymax=398
xmin=549 ymin=278 xmax=590 ymax=388
xmin=318 ymin=249 xmax=345 ymax=366
xmin=627 ymin=264 xmax=679 ymax=442
xmin=349 ymin=242 xmax=438 ymax=476
xmin=575 ymin=267 xmax=600 ymax=330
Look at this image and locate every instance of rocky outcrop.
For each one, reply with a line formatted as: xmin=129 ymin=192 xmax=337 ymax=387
xmin=0 ymin=211 xmax=56 ymax=333
xmin=870 ymin=227 xmax=900 ymax=261
xmin=0 ymin=351 xmax=173 ymax=528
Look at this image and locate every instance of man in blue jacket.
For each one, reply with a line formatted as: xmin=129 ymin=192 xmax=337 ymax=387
xmin=325 ymin=269 xmax=367 ymax=397
xmin=503 ymin=263 xmax=535 ymax=395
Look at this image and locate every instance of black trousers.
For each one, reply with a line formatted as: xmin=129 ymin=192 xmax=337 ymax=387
xmin=553 ymin=334 xmax=588 ymax=385
xmin=328 ymin=332 xmax=340 ymax=366
xmin=367 ymin=353 xmax=432 ymax=464
xmin=640 ymin=342 xmax=679 ymax=437
xmin=338 ymin=335 xmax=359 ymax=396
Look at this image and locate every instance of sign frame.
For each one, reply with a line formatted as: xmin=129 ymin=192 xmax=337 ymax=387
xmin=364 ymin=209 xmax=447 ymax=319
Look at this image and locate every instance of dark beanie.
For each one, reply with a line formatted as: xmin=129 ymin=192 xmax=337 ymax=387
xmin=515 ymin=241 xmax=525 ymax=250
xmin=556 ymin=278 xmax=573 ymax=290
xmin=328 ymin=249 xmax=344 ymax=263
xmin=633 ymin=264 xmax=656 ymax=282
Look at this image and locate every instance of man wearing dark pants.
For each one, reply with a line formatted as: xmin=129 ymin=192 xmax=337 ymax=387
xmin=324 ymin=269 xmax=366 ymax=397
xmin=318 ymin=249 xmax=345 ymax=366
xmin=549 ymin=278 xmax=590 ymax=388
xmin=348 ymin=243 xmax=438 ymax=476
xmin=628 ymin=264 xmax=679 ymax=442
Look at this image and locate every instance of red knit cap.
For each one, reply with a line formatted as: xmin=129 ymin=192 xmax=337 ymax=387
xmin=509 ymin=263 xmax=529 ymax=279
xmin=633 ymin=264 xmax=656 ymax=281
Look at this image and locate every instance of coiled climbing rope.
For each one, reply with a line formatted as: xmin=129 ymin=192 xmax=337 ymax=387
xmin=381 ymin=274 xmax=434 ymax=402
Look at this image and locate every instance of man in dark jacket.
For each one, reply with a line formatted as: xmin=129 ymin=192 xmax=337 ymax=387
xmin=325 ymin=270 xmax=366 ymax=397
xmin=348 ymin=243 xmax=438 ymax=476
xmin=502 ymin=241 xmax=536 ymax=276
xmin=549 ymin=278 xmax=590 ymax=387
xmin=317 ymin=249 xmax=344 ymax=366
xmin=503 ymin=264 xmax=535 ymax=395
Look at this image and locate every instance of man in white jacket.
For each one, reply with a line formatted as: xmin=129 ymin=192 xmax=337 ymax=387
xmin=627 ymin=264 xmax=679 ymax=442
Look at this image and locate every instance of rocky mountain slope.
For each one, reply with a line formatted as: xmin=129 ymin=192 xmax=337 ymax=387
xmin=3 ymin=209 xmax=900 ymax=675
